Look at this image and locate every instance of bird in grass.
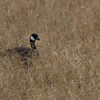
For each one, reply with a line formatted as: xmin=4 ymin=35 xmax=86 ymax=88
xmin=14 ymin=33 xmax=40 ymax=56
xmin=0 ymin=33 xmax=40 ymax=66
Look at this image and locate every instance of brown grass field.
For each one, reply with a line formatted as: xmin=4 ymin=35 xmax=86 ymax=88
xmin=0 ymin=0 xmax=100 ymax=100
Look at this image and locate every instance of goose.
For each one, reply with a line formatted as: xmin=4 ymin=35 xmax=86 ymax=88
xmin=14 ymin=33 xmax=40 ymax=57
xmin=0 ymin=33 xmax=40 ymax=67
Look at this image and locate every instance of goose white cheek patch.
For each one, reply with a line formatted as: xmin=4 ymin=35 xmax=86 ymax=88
xmin=31 ymin=36 xmax=35 ymax=40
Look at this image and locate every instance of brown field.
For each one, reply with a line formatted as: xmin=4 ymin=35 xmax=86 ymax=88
xmin=0 ymin=0 xmax=100 ymax=100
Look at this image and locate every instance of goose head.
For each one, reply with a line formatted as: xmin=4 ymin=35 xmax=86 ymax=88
xmin=30 ymin=33 xmax=40 ymax=51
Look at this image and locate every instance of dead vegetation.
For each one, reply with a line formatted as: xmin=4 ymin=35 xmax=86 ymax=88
xmin=0 ymin=0 xmax=100 ymax=100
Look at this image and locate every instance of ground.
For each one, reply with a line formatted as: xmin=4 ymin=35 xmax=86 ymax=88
xmin=0 ymin=0 xmax=100 ymax=100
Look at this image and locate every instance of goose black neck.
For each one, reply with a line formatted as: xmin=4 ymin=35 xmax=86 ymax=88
xmin=30 ymin=41 xmax=37 ymax=51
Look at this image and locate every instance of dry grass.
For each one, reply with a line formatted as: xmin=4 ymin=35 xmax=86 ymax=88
xmin=0 ymin=0 xmax=100 ymax=100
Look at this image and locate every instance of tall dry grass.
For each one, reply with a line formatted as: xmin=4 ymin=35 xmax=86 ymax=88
xmin=0 ymin=0 xmax=100 ymax=100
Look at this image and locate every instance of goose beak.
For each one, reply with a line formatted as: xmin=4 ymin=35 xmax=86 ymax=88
xmin=37 ymin=37 xmax=40 ymax=40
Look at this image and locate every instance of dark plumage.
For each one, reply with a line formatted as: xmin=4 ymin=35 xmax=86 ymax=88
xmin=0 ymin=33 xmax=40 ymax=67
xmin=14 ymin=33 xmax=40 ymax=56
